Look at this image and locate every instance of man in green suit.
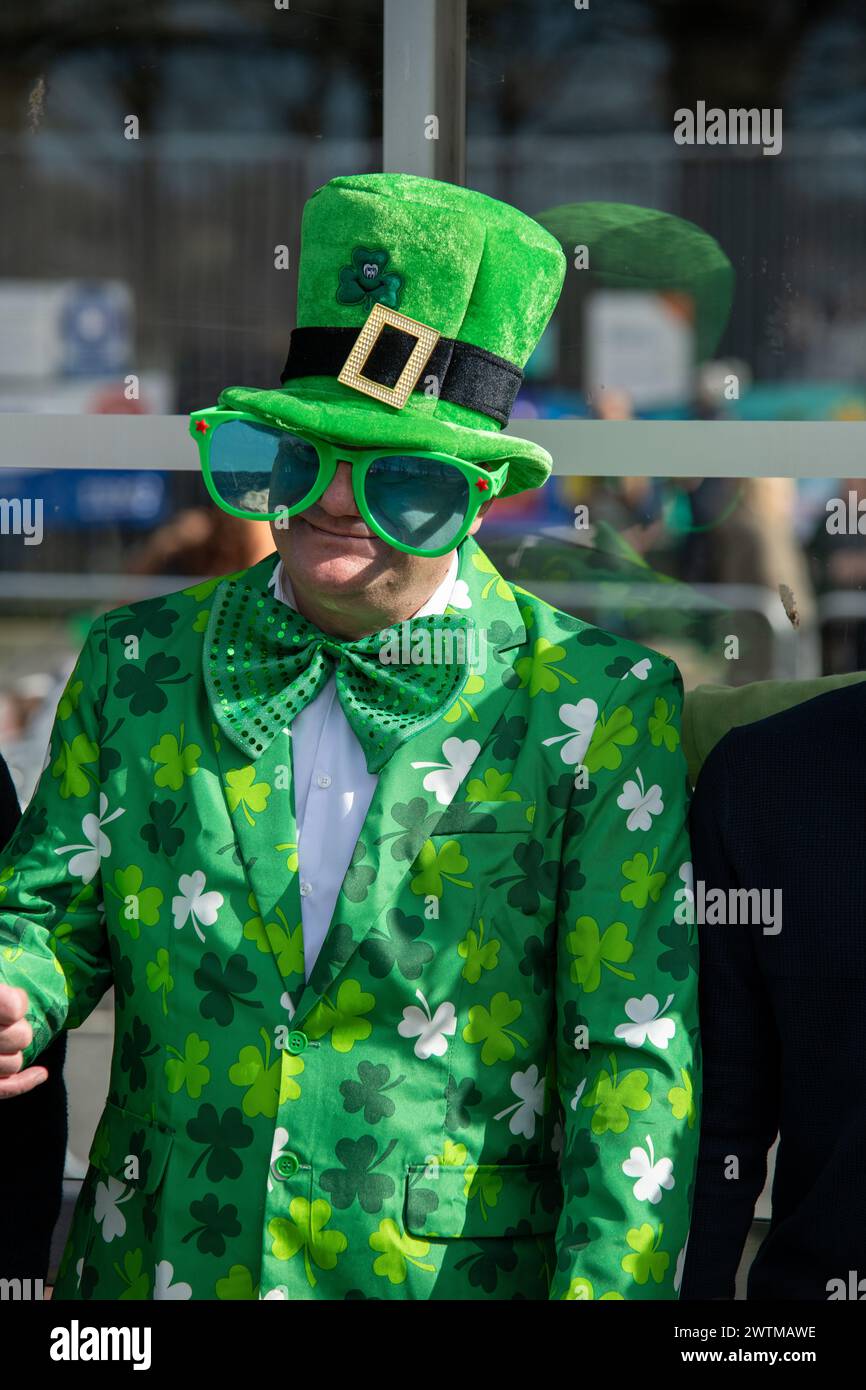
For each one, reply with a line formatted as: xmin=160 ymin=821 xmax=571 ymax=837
xmin=0 ymin=173 xmax=699 ymax=1300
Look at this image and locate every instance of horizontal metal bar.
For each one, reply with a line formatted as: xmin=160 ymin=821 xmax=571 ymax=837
xmin=0 ymin=573 xmax=206 ymax=602
xmin=518 ymin=421 xmax=866 ymax=479
xmin=528 ymin=580 xmax=800 ymax=634
xmin=818 ymin=591 xmax=866 ymax=622
xmin=1 ymin=416 xmax=865 ymax=478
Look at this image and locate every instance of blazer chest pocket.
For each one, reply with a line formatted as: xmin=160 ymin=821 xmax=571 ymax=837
xmin=403 ymin=1162 xmax=560 ymax=1239
xmin=425 ymin=801 xmax=539 ymax=894
xmin=433 ymin=799 xmax=536 ymax=837
xmin=88 ymin=1100 xmax=174 ymax=1193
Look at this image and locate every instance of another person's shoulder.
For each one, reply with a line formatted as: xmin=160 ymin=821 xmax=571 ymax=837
xmin=698 ymin=675 xmax=866 ymax=796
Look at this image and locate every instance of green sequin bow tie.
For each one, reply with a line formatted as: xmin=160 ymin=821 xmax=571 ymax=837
xmin=204 ymin=570 xmax=476 ymax=774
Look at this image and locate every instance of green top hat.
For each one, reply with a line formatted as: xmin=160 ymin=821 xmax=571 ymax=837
xmin=218 ymin=172 xmax=566 ymax=498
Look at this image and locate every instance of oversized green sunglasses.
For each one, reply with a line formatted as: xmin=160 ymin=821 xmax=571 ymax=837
xmin=189 ymin=407 xmax=507 ymax=558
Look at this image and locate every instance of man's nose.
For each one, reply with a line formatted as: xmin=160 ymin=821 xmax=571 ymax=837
xmin=317 ymin=460 xmax=357 ymax=514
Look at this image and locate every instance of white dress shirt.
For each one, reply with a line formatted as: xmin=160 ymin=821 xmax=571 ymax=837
xmin=270 ymin=551 xmax=458 ymax=983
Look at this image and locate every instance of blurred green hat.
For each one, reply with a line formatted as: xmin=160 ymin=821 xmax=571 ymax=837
xmin=534 ymin=201 xmax=734 ymax=361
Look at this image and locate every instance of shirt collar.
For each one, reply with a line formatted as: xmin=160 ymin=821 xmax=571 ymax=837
xmin=269 ymin=548 xmax=459 ymax=620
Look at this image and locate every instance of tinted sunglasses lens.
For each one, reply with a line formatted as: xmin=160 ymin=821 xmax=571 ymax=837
xmin=365 ymin=455 xmax=470 ymax=552
xmin=269 ymin=431 xmax=321 ymax=513
xmin=208 ymin=421 xmax=320 ymax=515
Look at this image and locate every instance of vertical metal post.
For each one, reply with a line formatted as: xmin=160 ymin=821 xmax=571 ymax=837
xmin=383 ymin=0 xmax=466 ymax=184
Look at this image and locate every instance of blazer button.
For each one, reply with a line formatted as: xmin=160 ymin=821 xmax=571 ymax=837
xmin=273 ymin=1151 xmax=300 ymax=1179
xmin=287 ymin=1030 xmax=308 ymax=1055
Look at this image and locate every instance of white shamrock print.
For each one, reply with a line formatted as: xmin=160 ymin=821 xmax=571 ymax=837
xmin=627 ymin=657 xmax=652 ymax=681
xmin=448 ymin=578 xmax=472 ymax=610
xmin=412 ymin=737 xmax=480 ymax=806
xmin=493 ymin=1064 xmax=545 ymax=1138
xmin=674 ymin=1235 xmax=689 ymax=1293
xmin=398 ymin=987 xmax=457 ymax=1058
xmin=570 ymin=1078 xmax=587 ymax=1112
xmin=617 ymin=766 xmax=663 ymax=831
xmin=172 ymin=870 xmax=224 ymax=942
xmin=55 ymin=793 xmax=125 ymax=884
xmin=622 ymin=1135 xmax=675 ymax=1204
xmin=93 ymin=1176 xmax=134 ymax=1243
xmin=280 ymin=991 xmax=296 ymax=1020
xmin=262 ymin=1286 xmax=289 ymax=1300
xmin=154 ymin=1261 xmax=192 ymax=1300
xmin=615 ymin=993 xmax=677 ymax=1049
xmin=542 ymin=698 xmax=599 ymax=767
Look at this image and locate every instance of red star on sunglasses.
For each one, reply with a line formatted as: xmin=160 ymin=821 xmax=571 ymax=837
xmin=195 ymin=419 xmax=209 ymax=433
xmin=475 ymin=479 xmax=490 ymax=491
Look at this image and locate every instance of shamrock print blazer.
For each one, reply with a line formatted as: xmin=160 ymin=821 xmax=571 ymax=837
xmin=0 ymin=536 xmax=700 ymax=1300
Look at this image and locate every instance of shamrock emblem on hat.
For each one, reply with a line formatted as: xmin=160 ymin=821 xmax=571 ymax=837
xmin=336 ymin=246 xmax=403 ymax=309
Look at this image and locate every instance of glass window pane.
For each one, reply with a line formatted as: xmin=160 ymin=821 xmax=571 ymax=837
xmin=467 ymin=0 xmax=866 ymax=423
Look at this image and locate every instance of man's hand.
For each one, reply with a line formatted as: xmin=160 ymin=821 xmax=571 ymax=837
xmin=0 ymin=984 xmax=48 ymax=1097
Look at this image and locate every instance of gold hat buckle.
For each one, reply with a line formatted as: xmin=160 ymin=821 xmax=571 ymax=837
xmin=337 ymin=302 xmax=441 ymax=410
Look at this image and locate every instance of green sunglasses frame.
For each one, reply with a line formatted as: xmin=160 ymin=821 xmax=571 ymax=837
xmin=189 ymin=407 xmax=508 ymax=558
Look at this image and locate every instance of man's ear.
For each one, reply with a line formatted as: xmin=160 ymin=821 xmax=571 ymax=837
xmin=468 ymin=498 xmax=494 ymax=536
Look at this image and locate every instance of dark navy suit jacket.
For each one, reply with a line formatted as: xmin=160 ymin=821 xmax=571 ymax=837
xmin=681 ymin=682 xmax=866 ymax=1300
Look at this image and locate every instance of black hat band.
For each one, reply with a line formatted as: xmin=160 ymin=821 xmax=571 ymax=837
xmin=280 ymin=325 xmax=523 ymax=427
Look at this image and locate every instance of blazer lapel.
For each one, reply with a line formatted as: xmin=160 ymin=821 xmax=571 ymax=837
xmin=290 ymin=536 xmax=528 ymax=1030
xmin=211 ymin=723 xmax=307 ymax=1005
xmin=207 ymin=554 xmax=307 ymax=1006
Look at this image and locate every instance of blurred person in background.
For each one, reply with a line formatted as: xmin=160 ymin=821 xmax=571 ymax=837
xmin=3 ymin=672 xmax=72 ymax=811
xmin=668 ymin=477 xmax=815 ymax=683
xmin=127 ymin=506 xmax=279 ymax=579
xmin=808 ymin=475 xmax=866 ymax=673
xmin=671 ymin=477 xmax=813 ymax=603
xmin=0 ymin=750 xmax=67 ymax=1291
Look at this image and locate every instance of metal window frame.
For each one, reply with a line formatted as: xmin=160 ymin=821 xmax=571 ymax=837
xmin=383 ymin=0 xmax=466 ymax=182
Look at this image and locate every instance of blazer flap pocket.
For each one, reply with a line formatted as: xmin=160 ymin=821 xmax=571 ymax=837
xmin=88 ymin=1101 xmax=174 ymax=1193
xmin=432 ymin=800 xmax=536 ymax=837
xmin=403 ymin=1161 xmax=560 ymax=1238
